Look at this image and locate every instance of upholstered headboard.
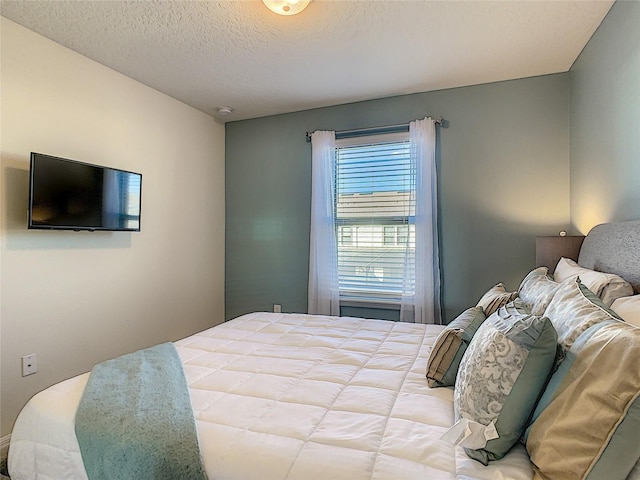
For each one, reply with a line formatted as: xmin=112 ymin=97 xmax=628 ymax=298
xmin=578 ymin=220 xmax=640 ymax=294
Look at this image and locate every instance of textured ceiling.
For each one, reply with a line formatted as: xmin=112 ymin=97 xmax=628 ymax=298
xmin=0 ymin=0 xmax=614 ymax=122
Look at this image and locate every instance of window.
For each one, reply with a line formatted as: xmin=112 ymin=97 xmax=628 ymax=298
xmin=339 ymin=226 xmax=354 ymax=246
xmin=383 ymin=226 xmax=395 ymax=246
xmin=334 ymin=132 xmax=415 ymax=302
xmin=309 ymin=118 xmax=439 ymax=323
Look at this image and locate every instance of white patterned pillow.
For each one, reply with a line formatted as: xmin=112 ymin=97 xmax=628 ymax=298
xmin=554 ymin=257 xmax=633 ymax=306
xmin=446 ymin=303 xmax=557 ymax=465
xmin=543 ymin=278 xmax=623 ymax=355
xmin=518 ymin=267 xmax=561 ymax=316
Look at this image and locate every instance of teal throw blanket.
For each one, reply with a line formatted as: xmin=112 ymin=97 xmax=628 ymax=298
xmin=75 ymin=343 xmax=207 ymax=480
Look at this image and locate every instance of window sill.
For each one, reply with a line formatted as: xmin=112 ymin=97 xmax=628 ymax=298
xmin=339 ymin=296 xmax=402 ymax=311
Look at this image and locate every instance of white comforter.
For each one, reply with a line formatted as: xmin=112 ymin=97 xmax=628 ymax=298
xmin=9 ymin=312 xmax=533 ymax=479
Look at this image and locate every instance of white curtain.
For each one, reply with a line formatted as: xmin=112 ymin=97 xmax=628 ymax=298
xmin=308 ymin=130 xmax=340 ymax=316
xmin=400 ymin=117 xmax=442 ymax=324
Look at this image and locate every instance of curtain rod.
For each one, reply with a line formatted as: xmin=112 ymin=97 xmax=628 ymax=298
xmin=305 ymin=116 xmax=444 ymax=143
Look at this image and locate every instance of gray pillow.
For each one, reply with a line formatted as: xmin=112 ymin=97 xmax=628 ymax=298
xmin=425 ymin=306 xmax=486 ymax=387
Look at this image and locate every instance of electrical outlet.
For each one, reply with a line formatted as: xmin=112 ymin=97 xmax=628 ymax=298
xmin=273 ymin=304 xmax=282 ymax=313
xmin=22 ymin=354 xmax=37 ymax=376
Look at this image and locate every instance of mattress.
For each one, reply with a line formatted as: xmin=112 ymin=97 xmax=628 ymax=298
xmin=8 ymin=312 xmax=533 ymax=479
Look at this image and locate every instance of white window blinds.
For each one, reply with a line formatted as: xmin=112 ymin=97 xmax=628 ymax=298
xmin=335 ymin=132 xmax=415 ymax=302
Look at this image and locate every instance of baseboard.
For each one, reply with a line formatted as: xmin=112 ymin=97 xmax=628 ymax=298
xmin=0 ymin=435 xmax=10 ymax=462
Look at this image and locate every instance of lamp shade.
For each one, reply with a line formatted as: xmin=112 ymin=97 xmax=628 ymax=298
xmin=262 ymin=0 xmax=311 ymax=16
xmin=535 ymin=236 xmax=585 ymax=273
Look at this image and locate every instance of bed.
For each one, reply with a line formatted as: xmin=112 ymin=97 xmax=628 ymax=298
xmin=7 ymin=220 xmax=640 ymax=480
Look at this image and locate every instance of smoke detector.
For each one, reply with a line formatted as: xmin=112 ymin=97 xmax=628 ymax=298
xmin=216 ymin=106 xmax=234 ymax=116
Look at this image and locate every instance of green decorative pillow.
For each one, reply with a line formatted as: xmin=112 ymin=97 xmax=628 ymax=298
xmin=425 ymin=306 xmax=486 ymax=387
xmin=525 ymin=320 xmax=640 ymax=480
xmin=518 ymin=267 xmax=561 ymax=316
xmin=445 ymin=303 xmax=557 ymax=465
xmin=543 ymin=278 xmax=623 ymax=355
xmin=476 ymin=283 xmax=517 ymax=316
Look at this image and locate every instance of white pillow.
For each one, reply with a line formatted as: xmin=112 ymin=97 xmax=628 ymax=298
xmin=611 ymin=295 xmax=640 ymax=327
xmin=554 ymin=257 xmax=633 ymax=306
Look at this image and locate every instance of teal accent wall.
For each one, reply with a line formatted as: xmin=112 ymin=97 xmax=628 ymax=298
xmin=569 ymin=0 xmax=640 ymax=234
xmin=226 ymin=74 xmax=570 ymax=322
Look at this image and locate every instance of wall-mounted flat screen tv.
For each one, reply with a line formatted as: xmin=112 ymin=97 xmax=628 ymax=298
xmin=28 ymin=153 xmax=142 ymax=232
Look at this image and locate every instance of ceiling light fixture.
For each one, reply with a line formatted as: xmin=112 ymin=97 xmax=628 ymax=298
xmin=216 ymin=106 xmax=233 ymax=116
xmin=262 ymin=0 xmax=311 ymax=16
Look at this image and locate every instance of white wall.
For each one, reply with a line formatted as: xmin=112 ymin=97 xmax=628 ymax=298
xmin=0 ymin=18 xmax=225 ymax=436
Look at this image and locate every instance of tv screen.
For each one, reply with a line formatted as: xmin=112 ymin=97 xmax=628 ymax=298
xmin=28 ymin=153 xmax=142 ymax=232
